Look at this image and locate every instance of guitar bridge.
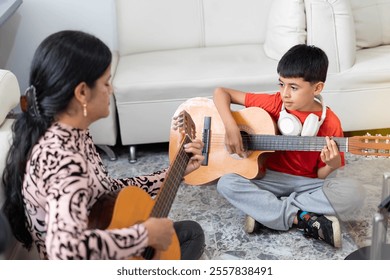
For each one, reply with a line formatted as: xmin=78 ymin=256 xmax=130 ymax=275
xmin=202 ymin=116 xmax=211 ymax=166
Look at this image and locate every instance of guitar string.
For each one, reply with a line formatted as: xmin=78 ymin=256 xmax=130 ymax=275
xmin=247 ymin=135 xmax=348 ymax=152
xmin=151 ymin=135 xmax=191 ymax=218
xmin=200 ymin=133 xmax=390 ymax=143
xmin=151 ymin=148 xmax=187 ymax=217
xmin=194 ymin=133 xmax=390 ymax=154
xmin=154 ymin=146 xmax=189 ymax=217
xmin=198 ymin=135 xmax=347 ymax=151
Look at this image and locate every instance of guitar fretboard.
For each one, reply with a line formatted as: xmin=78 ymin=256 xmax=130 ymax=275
xmin=245 ymin=134 xmax=348 ymax=152
xmin=150 ymin=135 xmax=192 ymax=218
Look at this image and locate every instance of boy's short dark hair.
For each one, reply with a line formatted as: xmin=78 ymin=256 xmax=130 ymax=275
xmin=277 ymin=44 xmax=329 ymax=83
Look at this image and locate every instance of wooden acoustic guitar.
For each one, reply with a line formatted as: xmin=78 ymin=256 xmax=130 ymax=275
xmin=89 ymin=110 xmax=197 ymax=260
xmin=169 ymin=97 xmax=390 ymax=186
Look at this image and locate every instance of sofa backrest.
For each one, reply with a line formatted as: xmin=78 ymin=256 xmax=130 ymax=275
xmin=350 ymin=0 xmax=390 ymax=49
xmin=115 ymin=0 xmax=273 ymax=56
xmin=305 ymin=0 xmax=356 ymax=73
xmin=305 ymin=0 xmax=390 ymax=73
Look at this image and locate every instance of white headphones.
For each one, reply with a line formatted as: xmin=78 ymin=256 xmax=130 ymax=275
xmin=277 ymin=95 xmax=326 ymax=136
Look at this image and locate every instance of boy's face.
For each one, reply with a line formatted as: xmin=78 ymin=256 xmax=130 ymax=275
xmin=278 ymin=76 xmax=323 ymax=112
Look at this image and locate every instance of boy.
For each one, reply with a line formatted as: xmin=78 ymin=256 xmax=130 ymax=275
xmin=213 ymin=44 xmax=362 ymax=248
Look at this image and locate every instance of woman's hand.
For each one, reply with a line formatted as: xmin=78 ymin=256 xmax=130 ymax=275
xmin=143 ymin=217 xmax=175 ymax=251
xmin=170 ymin=111 xmax=204 ymax=175
xmin=184 ymin=138 xmax=205 ymax=176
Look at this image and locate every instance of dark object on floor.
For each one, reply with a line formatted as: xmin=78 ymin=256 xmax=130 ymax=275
xmin=0 ymin=211 xmax=11 ymax=253
xmin=345 ymin=244 xmax=390 ymax=260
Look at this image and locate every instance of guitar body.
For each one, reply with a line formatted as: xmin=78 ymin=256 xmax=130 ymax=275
xmin=169 ymin=97 xmax=277 ymax=186
xmin=90 ymin=186 xmax=181 ymax=260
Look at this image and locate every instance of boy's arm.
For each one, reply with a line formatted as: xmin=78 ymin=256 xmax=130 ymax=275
xmin=317 ymin=136 xmax=342 ymax=179
xmin=213 ymin=87 xmax=247 ymax=157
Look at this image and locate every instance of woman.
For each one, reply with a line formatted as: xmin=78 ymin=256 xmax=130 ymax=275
xmin=2 ymin=30 xmax=205 ymax=260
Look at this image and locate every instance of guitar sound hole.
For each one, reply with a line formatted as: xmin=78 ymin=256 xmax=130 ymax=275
xmin=226 ymin=131 xmax=252 ymax=160
xmin=240 ymin=131 xmax=250 ymax=151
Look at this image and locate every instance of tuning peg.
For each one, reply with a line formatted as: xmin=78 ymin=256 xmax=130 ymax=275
xmin=171 ymin=114 xmax=184 ymax=131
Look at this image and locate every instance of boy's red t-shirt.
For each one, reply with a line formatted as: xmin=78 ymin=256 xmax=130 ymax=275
xmin=245 ymin=92 xmax=345 ymax=178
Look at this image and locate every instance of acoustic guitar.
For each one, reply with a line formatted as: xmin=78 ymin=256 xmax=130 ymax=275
xmin=89 ymin=110 xmax=197 ymax=260
xmin=169 ymin=97 xmax=390 ymax=186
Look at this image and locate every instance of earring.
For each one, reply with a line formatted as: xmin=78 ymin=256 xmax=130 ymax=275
xmin=83 ymin=103 xmax=87 ymax=117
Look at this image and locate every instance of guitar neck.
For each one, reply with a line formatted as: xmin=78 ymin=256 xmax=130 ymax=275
xmin=150 ymin=135 xmax=192 ymax=218
xmin=246 ymin=135 xmax=348 ymax=152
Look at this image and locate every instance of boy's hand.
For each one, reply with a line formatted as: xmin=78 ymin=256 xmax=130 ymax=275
xmin=225 ymin=125 xmax=246 ymax=158
xmin=320 ymin=136 xmax=341 ymax=170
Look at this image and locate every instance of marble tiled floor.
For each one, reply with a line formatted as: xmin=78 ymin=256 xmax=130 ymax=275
xmin=98 ymin=143 xmax=390 ymax=260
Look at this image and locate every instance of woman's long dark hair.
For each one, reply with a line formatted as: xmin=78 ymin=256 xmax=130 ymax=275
xmin=2 ymin=30 xmax=112 ymax=249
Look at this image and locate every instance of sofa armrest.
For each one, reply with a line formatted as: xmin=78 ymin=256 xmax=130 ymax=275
xmin=0 ymin=69 xmax=19 ymax=208
xmin=0 ymin=70 xmax=20 ymax=125
xmin=305 ymin=0 xmax=356 ymax=73
xmin=88 ymin=51 xmax=119 ymax=146
xmin=110 ymin=50 xmax=119 ymax=78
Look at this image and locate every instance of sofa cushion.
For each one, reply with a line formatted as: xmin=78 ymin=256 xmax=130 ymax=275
xmin=113 ymin=44 xmax=279 ymax=146
xmin=113 ymin=44 xmax=279 ymax=104
xmin=116 ymin=0 xmax=274 ymax=55
xmin=323 ymin=45 xmax=390 ymax=131
xmin=116 ymin=0 xmax=202 ymax=56
xmin=263 ymin=0 xmax=306 ymax=60
xmin=202 ymin=0 xmax=272 ymax=46
xmin=326 ymin=45 xmax=390 ymax=91
xmin=305 ymin=0 xmax=356 ymax=73
xmin=351 ymin=0 xmax=390 ymax=49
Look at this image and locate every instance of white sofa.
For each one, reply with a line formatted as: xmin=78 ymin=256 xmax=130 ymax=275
xmin=88 ymin=54 xmax=119 ymax=161
xmin=305 ymin=0 xmax=390 ymax=132
xmin=0 ymin=70 xmax=19 ymax=209
xmin=0 ymin=69 xmax=39 ymax=259
xmin=107 ymin=0 xmax=390 ymax=161
xmin=112 ymin=0 xmax=297 ymax=161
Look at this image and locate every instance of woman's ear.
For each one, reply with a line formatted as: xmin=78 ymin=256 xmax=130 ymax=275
xmin=74 ymin=82 xmax=89 ymax=104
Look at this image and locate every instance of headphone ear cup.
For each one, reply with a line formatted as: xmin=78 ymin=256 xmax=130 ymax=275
xmin=301 ymin=113 xmax=320 ymax=136
xmin=278 ymin=110 xmax=302 ymax=136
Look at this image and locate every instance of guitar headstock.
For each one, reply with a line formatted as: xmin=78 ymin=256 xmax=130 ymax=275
xmin=172 ymin=110 xmax=196 ymax=141
xmin=349 ymin=134 xmax=390 ymax=157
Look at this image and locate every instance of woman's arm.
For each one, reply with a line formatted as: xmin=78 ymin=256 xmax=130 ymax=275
xmin=42 ymin=151 xmax=150 ymax=259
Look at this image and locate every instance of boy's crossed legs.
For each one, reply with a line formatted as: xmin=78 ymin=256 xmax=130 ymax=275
xmin=217 ymin=170 xmax=363 ymax=248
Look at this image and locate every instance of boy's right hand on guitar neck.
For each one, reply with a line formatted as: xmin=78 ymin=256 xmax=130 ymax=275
xmin=143 ymin=217 xmax=175 ymax=252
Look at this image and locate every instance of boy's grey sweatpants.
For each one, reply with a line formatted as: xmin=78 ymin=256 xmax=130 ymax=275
xmin=217 ymin=169 xmax=364 ymax=231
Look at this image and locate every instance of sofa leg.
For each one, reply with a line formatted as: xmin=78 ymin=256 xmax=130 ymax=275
xmin=129 ymin=145 xmax=137 ymax=163
xmin=96 ymin=145 xmax=117 ymax=161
